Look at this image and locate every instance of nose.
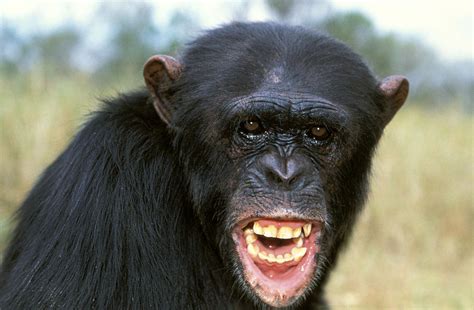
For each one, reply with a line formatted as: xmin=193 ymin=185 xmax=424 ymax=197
xmin=259 ymin=153 xmax=309 ymax=190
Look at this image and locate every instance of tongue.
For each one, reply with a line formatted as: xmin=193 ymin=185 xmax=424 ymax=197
xmin=257 ymin=237 xmax=297 ymax=256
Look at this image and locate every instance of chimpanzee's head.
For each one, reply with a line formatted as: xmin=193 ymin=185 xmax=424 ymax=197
xmin=143 ymin=23 xmax=408 ymax=307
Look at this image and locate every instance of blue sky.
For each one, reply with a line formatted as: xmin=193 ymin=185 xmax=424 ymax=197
xmin=1 ymin=0 xmax=472 ymax=61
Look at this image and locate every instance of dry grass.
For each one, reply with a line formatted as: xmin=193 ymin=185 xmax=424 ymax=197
xmin=0 ymin=75 xmax=472 ymax=308
xmin=327 ymin=106 xmax=473 ymax=308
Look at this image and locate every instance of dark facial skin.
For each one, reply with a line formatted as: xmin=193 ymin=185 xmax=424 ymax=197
xmin=176 ymin=86 xmax=381 ymax=306
xmin=226 ymin=91 xmax=338 ymax=222
xmin=142 ymin=23 xmax=408 ymax=307
xmin=162 ymin=22 xmax=406 ymax=306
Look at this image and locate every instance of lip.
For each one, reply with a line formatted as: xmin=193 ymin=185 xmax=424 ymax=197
xmin=232 ymin=218 xmax=322 ymax=307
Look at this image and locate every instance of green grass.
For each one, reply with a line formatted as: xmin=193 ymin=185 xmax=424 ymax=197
xmin=0 ymin=75 xmax=472 ymax=308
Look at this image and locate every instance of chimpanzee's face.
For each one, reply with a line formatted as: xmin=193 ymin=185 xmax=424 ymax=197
xmin=151 ymin=23 xmax=407 ymax=309
xmin=219 ymin=88 xmax=379 ymax=307
xmin=173 ymin=83 xmax=383 ymax=307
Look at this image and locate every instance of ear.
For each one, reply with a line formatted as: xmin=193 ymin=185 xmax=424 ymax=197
xmin=143 ymin=55 xmax=182 ymax=125
xmin=377 ymin=75 xmax=409 ymax=125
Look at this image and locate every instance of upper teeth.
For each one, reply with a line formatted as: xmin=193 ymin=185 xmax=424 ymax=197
xmin=252 ymin=221 xmax=311 ymax=239
xmin=277 ymin=226 xmax=293 ymax=239
xmin=303 ymin=223 xmax=312 ymax=237
xmin=243 ymin=221 xmax=313 ymax=264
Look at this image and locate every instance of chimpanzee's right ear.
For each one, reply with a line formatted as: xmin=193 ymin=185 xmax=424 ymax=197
xmin=143 ymin=55 xmax=182 ymax=125
xmin=377 ymin=75 xmax=409 ymax=126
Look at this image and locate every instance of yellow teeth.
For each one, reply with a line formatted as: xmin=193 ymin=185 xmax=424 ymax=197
xmin=244 ymin=221 xmax=312 ymax=263
xmin=245 ymin=233 xmax=257 ymax=244
xmin=303 ymin=223 xmax=312 ymax=237
xmin=258 ymin=251 xmax=267 ymax=260
xmin=276 ymin=254 xmax=284 ymax=263
xmin=293 ymin=237 xmax=303 ymax=248
xmin=249 ymin=245 xmax=308 ymax=264
xmin=246 ymin=239 xmax=308 ymax=264
xmin=244 ymin=228 xmax=254 ymax=236
xmin=260 ymin=253 xmax=294 ymax=264
xmin=252 ymin=221 xmax=311 ymax=239
xmin=247 ymin=243 xmax=259 ymax=257
xmin=291 ymin=247 xmax=307 ymax=262
xmin=292 ymin=227 xmax=302 ymax=238
xmin=263 ymin=225 xmax=277 ymax=238
xmin=253 ymin=222 xmax=263 ymax=235
xmin=277 ymin=226 xmax=293 ymax=239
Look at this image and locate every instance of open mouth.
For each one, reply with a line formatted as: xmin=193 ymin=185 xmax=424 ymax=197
xmin=233 ymin=218 xmax=322 ymax=307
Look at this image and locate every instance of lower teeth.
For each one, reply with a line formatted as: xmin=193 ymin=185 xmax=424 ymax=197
xmin=244 ymin=225 xmax=308 ymax=264
xmin=247 ymin=243 xmax=307 ymax=263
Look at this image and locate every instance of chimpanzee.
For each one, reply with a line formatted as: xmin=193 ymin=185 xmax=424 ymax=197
xmin=0 ymin=22 xmax=408 ymax=308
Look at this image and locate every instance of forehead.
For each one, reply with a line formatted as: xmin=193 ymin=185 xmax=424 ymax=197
xmin=180 ymin=23 xmax=378 ymax=98
xmin=176 ymin=23 xmax=382 ymax=128
xmin=228 ymin=91 xmax=340 ymax=118
xmin=220 ymin=90 xmax=349 ymax=132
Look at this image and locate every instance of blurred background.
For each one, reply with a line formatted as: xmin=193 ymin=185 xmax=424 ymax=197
xmin=0 ymin=0 xmax=472 ymax=307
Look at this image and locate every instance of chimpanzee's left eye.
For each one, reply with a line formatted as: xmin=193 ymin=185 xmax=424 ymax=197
xmin=307 ymin=125 xmax=331 ymax=141
xmin=239 ymin=119 xmax=264 ymax=136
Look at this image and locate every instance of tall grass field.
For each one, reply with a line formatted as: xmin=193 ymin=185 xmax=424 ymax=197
xmin=0 ymin=75 xmax=472 ymax=308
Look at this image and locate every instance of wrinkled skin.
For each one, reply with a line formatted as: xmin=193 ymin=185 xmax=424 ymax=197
xmin=0 ymin=22 xmax=408 ymax=309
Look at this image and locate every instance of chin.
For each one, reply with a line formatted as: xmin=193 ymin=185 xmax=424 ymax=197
xmin=232 ymin=218 xmax=323 ymax=307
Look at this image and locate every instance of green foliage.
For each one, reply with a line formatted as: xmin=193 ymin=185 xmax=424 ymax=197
xmin=0 ymin=3 xmax=471 ymax=108
xmin=266 ymin=0 xmax=299 ymax=19
xmin=263 ymin=2 xmax=472 ymax=110
xmin=92 ymin=3 xmax=159 ymax=82
xmin=30 ymin=28 xmax=81 ymax=75
xmin=0 ymin=24 xmax=23 ymax=74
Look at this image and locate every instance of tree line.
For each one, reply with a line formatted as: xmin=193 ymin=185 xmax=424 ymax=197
xmin=1 ymin=1 xmax=471 ymax=111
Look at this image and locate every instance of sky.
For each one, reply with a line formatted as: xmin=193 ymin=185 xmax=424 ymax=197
xmin=1 ymin=0 xmax=472 ymax=62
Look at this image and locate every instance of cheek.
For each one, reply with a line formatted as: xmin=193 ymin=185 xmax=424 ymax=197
xmin=226 ymin=142 xmax=247 ymax=160
xmin=189 ymin=156 xmax=241 ymax=205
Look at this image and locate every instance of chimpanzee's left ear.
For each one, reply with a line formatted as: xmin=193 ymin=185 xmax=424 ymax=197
xmin=143 ymin=55 xmax=182 ymax=125
xmin=377 ymin=75 xmax=409 ymax=125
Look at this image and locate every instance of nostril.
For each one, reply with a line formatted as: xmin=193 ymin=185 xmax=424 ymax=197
xmin=265 ymin=167 xmax=300 ymax=187
xmin=287 ymin=174 xmax=299 ymax=186
xmin=265 ymin=169 xmax=284 ymax=185
xmin=259 ymin=154 xmax=306 ymax=189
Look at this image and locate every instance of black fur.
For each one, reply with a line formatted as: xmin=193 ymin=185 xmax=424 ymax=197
xmin=1 ymin=22 xmax=396 ymax=308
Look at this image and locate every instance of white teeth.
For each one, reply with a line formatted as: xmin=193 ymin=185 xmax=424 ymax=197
xmin=276 ymin=226 xmax=293 ymax=239
xmin=292 ymin=227 xmax=302 ymax=238
xmin=267 ymin=253 xmax=276 ymax=263
xmin=303 ymin=223 xmax=312 ymax=237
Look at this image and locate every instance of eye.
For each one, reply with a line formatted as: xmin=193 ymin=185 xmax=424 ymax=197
xmin=239 ymin=119 xmax=264 ymax=135
xmin=308 ymin=125 xmax=331 ymax=141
